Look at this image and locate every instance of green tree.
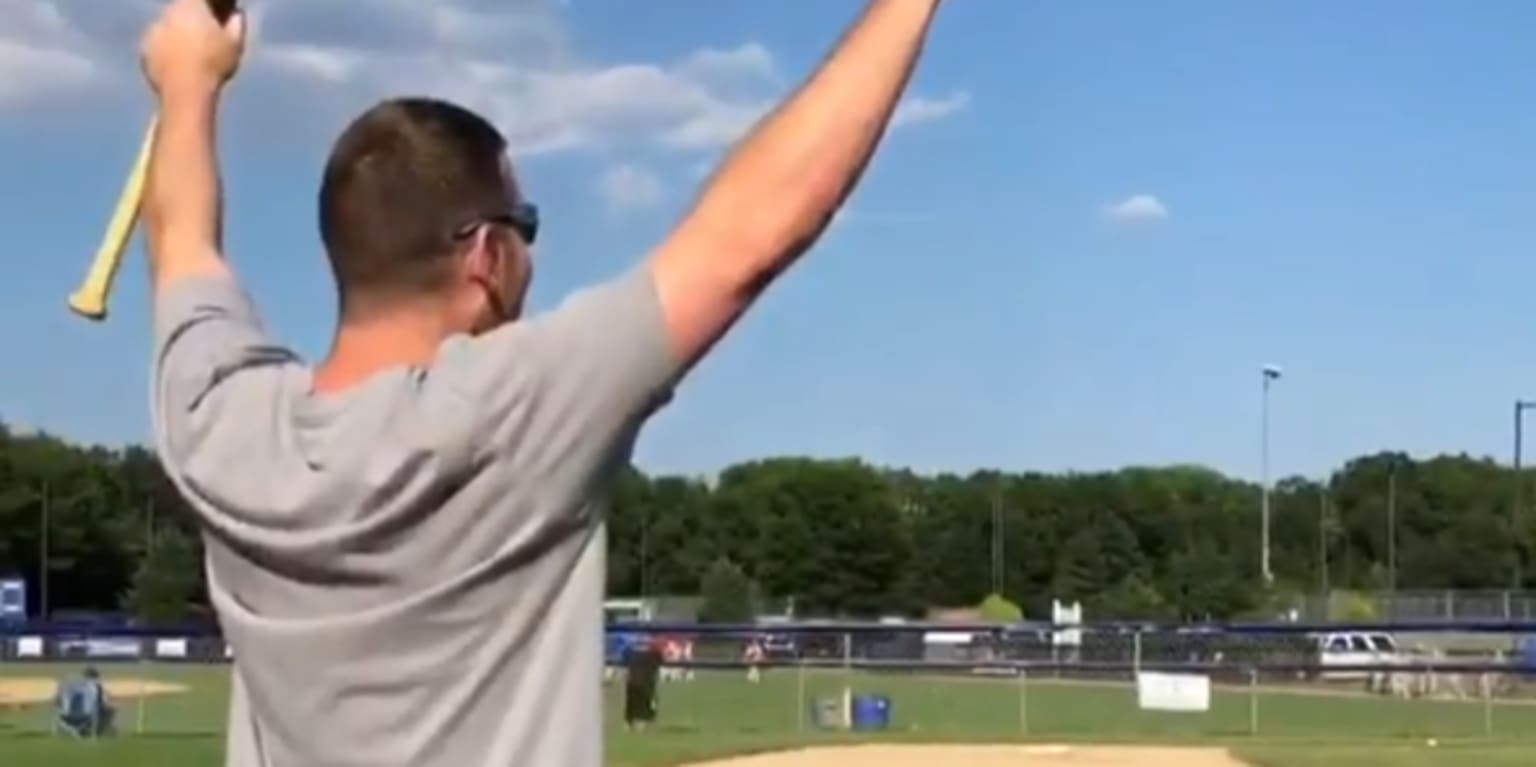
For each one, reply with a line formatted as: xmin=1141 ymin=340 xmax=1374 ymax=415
xmin=698 ymin=557 xmax=756 ymax=623
xmin=1094 ymin=574 xmax=1168 ymax=619
xmin=6 ymin=408 xmax=1536 ymax=623
xmin=976 ymin=592 xmax=1022 ymax=622
xmin=123 ymin=527 xmax=201 ymax=625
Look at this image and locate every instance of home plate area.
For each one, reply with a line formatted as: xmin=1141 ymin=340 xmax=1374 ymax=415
xmin=680 ymin=744 xmax=1252 ymax=767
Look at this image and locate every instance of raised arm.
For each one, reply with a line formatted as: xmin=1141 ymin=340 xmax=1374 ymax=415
xmin=649 ymin=0 xmax=943 ymax=370
xmin=137 ymin=2 xmax=297 ymax=471
xmin=140 ymin=0 xmax=247 ymax=292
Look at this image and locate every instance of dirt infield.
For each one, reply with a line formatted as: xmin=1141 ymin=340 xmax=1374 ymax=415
xmin=0 ymin=677 xmax=188 ymax=707
xmin=681 ymin=744 xmax=1253 ymax=767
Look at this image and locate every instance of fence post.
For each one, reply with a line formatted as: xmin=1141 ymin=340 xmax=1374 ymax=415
xmin=1483 ymin=672 xmax=1494 ymax=737
xmin=1247 ymin=667 xmax=1259 ymax=736
xmin=134 ymin=643 xmax=148 ymax=735
xmin=135 ymin=678 xmax=147 ymax=735
xmin=796 ymin=656 xmax=806 ymax=734
xmin=840 ymin=631 xmax=852 ymax=730
xmin=1132 ymin=630 xmax=1142 ymax=675
xmin=1017 ymin=666 xmax=1029 ymax=737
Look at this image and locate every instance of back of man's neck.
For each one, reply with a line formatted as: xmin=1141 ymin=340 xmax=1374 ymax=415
xmin=312 ymin=316 xmax=453 ymax=393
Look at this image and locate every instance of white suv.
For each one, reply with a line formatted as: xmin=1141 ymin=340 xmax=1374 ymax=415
xmin=1315 ymin=631 xmax=1401 ymax=681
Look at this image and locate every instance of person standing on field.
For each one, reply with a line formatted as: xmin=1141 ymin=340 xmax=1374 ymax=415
xmin=138 ymin=0 xmax=946 ymax=765
xmin=622 ymin=637 xmax=662 ymax=732
xmin=744 ymin=637 xmax=766 ymax=684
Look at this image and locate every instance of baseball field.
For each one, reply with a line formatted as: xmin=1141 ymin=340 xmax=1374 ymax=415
xmin=2 ymin=663 xmax=1534 ymax=766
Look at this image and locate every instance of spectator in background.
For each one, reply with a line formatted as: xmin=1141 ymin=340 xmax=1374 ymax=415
xmin=744 ymin=637 xmax=765 ymax=684
xmin=623 ymin=637 xmax=661 ymax=731
xmin=657 ymin=635 xmax=694 ymax=683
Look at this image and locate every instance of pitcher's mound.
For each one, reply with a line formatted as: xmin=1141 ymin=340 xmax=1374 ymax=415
xmin=681 ymin=744 xmax=1253 ymax=767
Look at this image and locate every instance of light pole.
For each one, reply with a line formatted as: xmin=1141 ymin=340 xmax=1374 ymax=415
xmin=1513 ymin=400 xmax=1536 ymax=588
xmin=1261 ymin=364 xmax=1283 ymax=584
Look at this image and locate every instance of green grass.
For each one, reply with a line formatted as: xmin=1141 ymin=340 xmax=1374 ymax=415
xmin=4 ymin=663 xmax=1536 ymax=765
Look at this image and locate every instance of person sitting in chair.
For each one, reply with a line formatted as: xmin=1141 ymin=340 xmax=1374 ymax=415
xmin=55 ymin=667 xmax=115 ymax=737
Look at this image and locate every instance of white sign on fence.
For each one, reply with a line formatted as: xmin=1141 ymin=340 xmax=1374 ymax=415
xmin=16 ymin=636 xmax=43 ymax=658
xmin=1135 ymin=671 xmax=1211 ymax=713
xmin=1051 ymin=599 xmax=1082 ymax=647
xmin=155 ymin=638 xmax=189 ymax=659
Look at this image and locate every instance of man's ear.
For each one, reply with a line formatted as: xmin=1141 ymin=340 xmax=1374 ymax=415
xmin=461 ymin=226 xmax=499 ymax=283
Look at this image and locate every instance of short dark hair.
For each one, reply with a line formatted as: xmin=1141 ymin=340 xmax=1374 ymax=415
xmin=318 ymin=97 xmax=511 ymax=315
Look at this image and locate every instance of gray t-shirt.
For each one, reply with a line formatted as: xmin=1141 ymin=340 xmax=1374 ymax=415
xmin=150 ymin=267 xmax=678 ymax=767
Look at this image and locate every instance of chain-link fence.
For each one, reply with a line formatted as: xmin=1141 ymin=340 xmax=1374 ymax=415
xmin=611 ymin=621 xmax=1536 ymax=742
xmin=1301 ymin=589 xmax=1536 ymax=621
xmin=5 ymin=622 xmax=1536 ymax=752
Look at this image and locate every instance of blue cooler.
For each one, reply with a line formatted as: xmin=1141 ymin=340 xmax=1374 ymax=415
xmin=849 ymin=694 xmax=891 ymax=731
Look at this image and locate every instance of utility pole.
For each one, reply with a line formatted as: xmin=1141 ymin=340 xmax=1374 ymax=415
xmin=1387 ymin=465 xmax=1397 ymax=596
xmin=1515 ymin=400 xmax=1536 ymax=589
xmin=640 ymin=506 xmax=650 ymax=598
xmin=990 ymin=483 xmax=1004 ymax=596
xmin=145 ymin=495 xmax=157 ymax=561
xmin=1318 ymin=486 xmax=1330 ymax=599
xmin=38 ymin=480 xmax=49 ymax=622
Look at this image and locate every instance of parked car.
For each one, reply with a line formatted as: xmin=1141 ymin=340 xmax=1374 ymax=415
xmin=759 ymin=632 xmax=799 ymax=659
xmin=1314 ymin=631 xmax=1402 ymax=681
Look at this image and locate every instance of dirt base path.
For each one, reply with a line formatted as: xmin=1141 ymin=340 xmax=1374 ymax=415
xmin=681 ymin=744 xmax=1253 ymax=767
xmin=0 ymin=677 xmax=188 ymax=707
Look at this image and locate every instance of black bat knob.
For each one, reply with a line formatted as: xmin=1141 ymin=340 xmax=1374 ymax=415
xmin=207 ymin=0 xmax=238 ymax=23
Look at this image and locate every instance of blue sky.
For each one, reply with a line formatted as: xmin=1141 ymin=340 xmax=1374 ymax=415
xmin=5 ymin=0 xmax=1536 ymax=481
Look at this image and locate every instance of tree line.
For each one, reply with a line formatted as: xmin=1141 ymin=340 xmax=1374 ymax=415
xmin=0 ymin=418 xmax=1529 ymax=624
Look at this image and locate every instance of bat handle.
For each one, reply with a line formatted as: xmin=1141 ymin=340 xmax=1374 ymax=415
xmin=68 ymin=118 xmax=157 ymax=321
xmin=208 ymin=0 xmax=239 ymax=23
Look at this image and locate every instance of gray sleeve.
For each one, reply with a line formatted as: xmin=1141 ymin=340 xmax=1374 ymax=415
xmin=152 ymin=275 xmax=298 ymax=467
xmin=434 ymin=265 xmax=682 ymax=475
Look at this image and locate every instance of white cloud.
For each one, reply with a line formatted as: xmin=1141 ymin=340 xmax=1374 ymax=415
xmin=1104 ymin=194 xmax=1170 ymax=224
xmin=893 ymin=90 xmax=971 ymax=127
xmin=1 ymin=0 xmax=968 ymax=156
xmin=0 ymin=40 xmax=95 ymax=104
xmin=676 ymin=43 xmax=779 ymax=88
xmin=599 ymin=163 xmax=664 ymax=212
xmin=0 ymin=0 xmax=99 ymax=106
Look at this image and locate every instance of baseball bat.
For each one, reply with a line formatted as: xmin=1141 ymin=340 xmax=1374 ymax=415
xmin=68 ymin=0 xmax=239 ymax=322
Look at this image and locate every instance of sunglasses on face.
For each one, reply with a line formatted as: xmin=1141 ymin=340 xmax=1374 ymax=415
xmin=454 ymin=201 xmax=540 ymax=246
